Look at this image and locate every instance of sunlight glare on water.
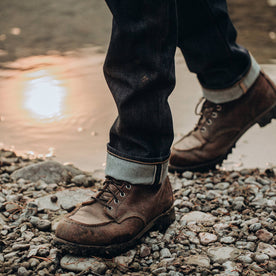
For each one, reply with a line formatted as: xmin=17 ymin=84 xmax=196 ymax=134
xmin=23 ymin=70 xmax=67 ymax=121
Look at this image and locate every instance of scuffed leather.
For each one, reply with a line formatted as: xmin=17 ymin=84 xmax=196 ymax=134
xmin=55 ymin=177 xmax=174 ymax=246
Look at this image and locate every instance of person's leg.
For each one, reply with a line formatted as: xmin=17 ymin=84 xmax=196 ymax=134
xmin=55 ymin=0 xmax=177 ymax=255
xmin=169 ymin=0 xmax=276 ymax=172
xmin=104 ymin=0 xmax=177 ymax=185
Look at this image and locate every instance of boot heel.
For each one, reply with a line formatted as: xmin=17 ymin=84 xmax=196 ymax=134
xmin=154 ymin=207 xmax=175 ymax=233
xmin=257 ymin=105 xmax=276 ymax=127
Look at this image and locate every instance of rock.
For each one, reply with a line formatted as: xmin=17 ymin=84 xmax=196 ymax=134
xmin=267 ymin=260 xmax=276 ymax=272
xmin=60 ymin=255 xmax=107 ymax=274
xmin=181 ymin=211 xmax=216 ymax=224
xmin=256 ymin=229 xmax=273 ymax=242
xmin=235 ymin=241 xmax=256 ymax=251
xmin=30 ymin=218 xmax=51 ymax=231
xmin=254 ymin=253 xmax=270 ymax=263
xmin=220 ymin=236 xmax=236 ymax=244
xmin=17 ymin=266 xmax=30 ymax=276
xmin=256 ymin=242 xmax=276 ymax=258
xmin=198 ymin=232 xmax=217 ymax=245
xmin=185 ymin=255 xmax=210 ymax=267
xmin=114 ymin=250 xmax=136 ymax=267
xmin=213 ymin=223 xmax=229 ymax=232
xmin=237 ymin=255 xmax=253 ymax=264
xmin=71 ymin=174 xmax=88 ymax=186
xmin=11 ymin=161 xmax=83 ymax=184
xmin=182 ymin=171 xmax=193 ymax=179
xmin=214 ymin=182 xmax=230 ymax=190
xmin=249 ymin=223 xmax=262 ymax=232
xmin=35 ymin=189 xmax=94 ymax=211
xmin=222 ymin=261 xmax=242 ymax=276
xmin=207 ymin=247 xmax=240 ymax=264
xmin=160 ymin=248 xmax=172 ymax=259
xmin=140 ymin=245 xmax=151 ymax=258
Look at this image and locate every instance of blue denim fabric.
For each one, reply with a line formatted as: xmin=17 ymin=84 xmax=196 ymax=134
xmin=104 ymin=0 xmax=259 ymax=184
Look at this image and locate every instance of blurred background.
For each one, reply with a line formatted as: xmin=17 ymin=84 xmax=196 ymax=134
xmin=0 ymin=0 xmax=275 ymax=171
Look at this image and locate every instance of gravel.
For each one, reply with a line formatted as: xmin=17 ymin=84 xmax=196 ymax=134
xmin=0 ymin=149 xmax=275 ymax=275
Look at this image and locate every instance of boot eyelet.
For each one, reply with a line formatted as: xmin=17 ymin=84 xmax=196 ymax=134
xmin=200 ymin=127 xmax=206 ymax=133
xmin=211 ymin=112 xmax=218 ymax=118
xmin=114 ymin=199 xmax=119 ymax=204
xmin=207 ymin=119 xmax=212 ymax=125
xmin=216 ymin=105 xmax=222 ymax=111
xmin=120 ymin=192 xmax=125 ymax=197
xmin=126 ymin=184 xmax=131 ymax=190
xmin=107 ymin=206 xmax=113 ymax=210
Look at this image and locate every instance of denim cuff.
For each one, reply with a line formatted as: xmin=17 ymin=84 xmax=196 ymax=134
xmin=105 ymin=152 xmax=168 ymax=185
xmin=202 ymin=56 xmax=261 ymax=104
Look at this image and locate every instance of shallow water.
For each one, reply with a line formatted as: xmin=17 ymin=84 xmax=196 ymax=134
xmin=0 ymin=1 xmax=275 ymax=171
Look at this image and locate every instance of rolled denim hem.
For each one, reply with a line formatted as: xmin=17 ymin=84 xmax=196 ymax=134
xmin=202 ymin=56 xmax=261 ymax=104
xmin=105 ymin=152 xmax=168 ymax=185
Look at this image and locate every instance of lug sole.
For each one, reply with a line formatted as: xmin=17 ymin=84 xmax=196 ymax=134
xmin=53 ymin=206 xmax=175 ymax=257
xmin=169 ymin=103 xmax=276 ymax=173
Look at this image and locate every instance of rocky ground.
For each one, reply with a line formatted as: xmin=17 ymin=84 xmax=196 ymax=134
xmin=0 ymin=149 xmax=276 ymax=276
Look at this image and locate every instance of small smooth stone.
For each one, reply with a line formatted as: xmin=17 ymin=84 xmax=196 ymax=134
xmin=199 ymin=233 xmax=217 ymax=245
xmin=220 ymin=236 xmax=236 ymax=244
xmin=254 ymin=253 xmax=270 ymax=263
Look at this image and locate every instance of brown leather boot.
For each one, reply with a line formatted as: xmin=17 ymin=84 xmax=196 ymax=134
xmin=54 ymin=176 xmax=175 ymax=256
xmin=169 ymin=71 xmax=276 ymax=173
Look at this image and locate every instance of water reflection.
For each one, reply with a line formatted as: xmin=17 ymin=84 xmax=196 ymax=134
xmin=23 ymin=70 xmax=66 ymax=121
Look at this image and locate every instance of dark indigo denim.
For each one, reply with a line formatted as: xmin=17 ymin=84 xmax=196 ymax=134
xmin=104 ymin=0 xmax=251 ymax=163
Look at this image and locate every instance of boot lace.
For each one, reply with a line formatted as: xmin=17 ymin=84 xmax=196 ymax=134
xmin=194 ymin=97 xmax=222 ymax=133
xmin=89 ymin=177 xmax=131 ymax=210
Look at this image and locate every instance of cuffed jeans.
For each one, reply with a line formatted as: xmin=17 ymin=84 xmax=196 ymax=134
xmin=104 ymin=0 xmax=260 ymax=185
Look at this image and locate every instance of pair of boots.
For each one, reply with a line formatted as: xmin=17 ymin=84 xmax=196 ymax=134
xmin=55 ymin=71 xmax=276 ymax=256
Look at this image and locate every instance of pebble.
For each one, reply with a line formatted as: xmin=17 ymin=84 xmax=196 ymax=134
xmin=254 ymin=253 xmax=270 ymax=263
xmin=160 ymin=248 xmax=172 ymax=259
xmin=257 ymin=242 xmax=276 ymax=258
xmin=214 ymin=182 xmax=230 ymax=190
xmin=256 ymin=229 xmax=273 ymax=242
xmin=185 ymin=255 xmax=210 ymax=267
xmin=17 ymin=266 xmax=30 ymax=276
xmin=182 ymin=171 xmax=193 ymax=179
xmin=249 ymin=223 xmax=262 ymax=232
xmin=140 ymin=245 xmax=151 ymax=258
xmin=199 ymin=232 xmax=217 ymax=245
xmin=207 ymin=247 xmax=240 ymax=264
xmin=220 ymin=236 xmax=236 ymax=244
xmin=60 ymin=255 xmax=107 ymax=274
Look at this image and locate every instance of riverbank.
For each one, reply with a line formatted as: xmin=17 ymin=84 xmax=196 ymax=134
xmin=0 ymin=149 xmax=275 ymax=275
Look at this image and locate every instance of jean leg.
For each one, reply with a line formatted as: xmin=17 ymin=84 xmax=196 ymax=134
xmin=176 ymin=0 xmax=260 ymax=103
xmin=104 ymin=1 xmax=177 ymax=184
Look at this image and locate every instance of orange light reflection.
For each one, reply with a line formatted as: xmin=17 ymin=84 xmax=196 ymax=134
xmin=23 ymin=70 xmax=66 ymax=121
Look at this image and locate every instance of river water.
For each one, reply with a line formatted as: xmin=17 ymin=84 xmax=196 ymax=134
xmin=0 ymin=1 xmax=275 ymax=171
